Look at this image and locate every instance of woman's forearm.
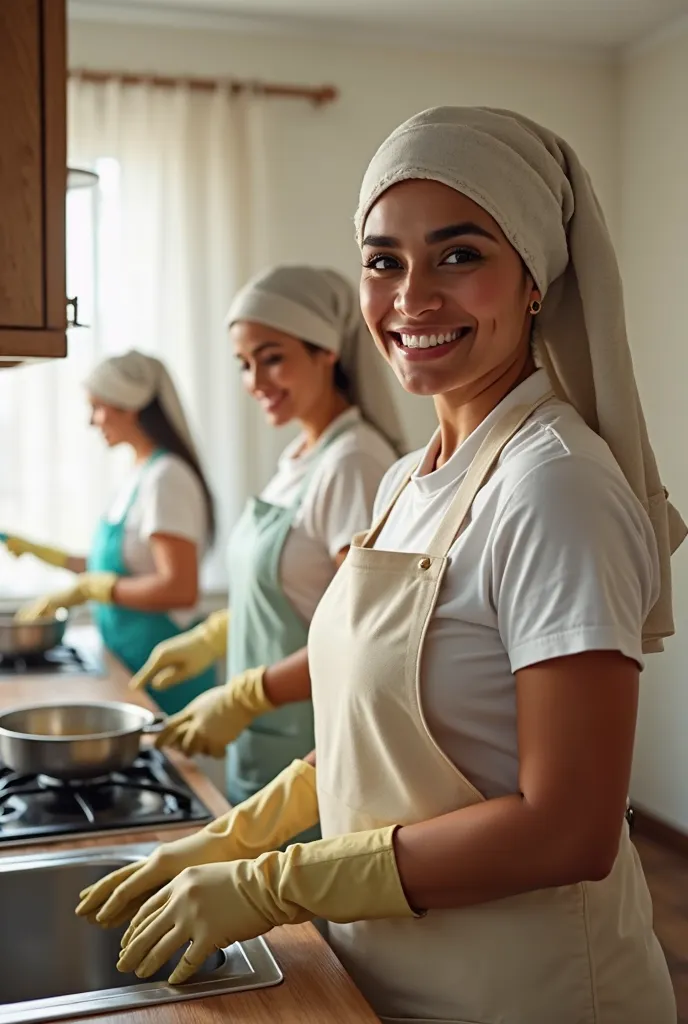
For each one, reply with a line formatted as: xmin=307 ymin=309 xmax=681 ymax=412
xmin=112 ymin=575 xmax=198 ymax=613
xmin=262 ymin=647 xmax=312 ymax=706
xmin=393 ymin=793 xmax=620 ymax=912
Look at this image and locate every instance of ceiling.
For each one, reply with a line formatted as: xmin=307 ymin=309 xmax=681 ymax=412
xmin=71 ymin=0 xmax=688 ymax=52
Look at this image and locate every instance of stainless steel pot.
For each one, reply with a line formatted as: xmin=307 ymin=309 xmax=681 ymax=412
xmin=0 ymin=608 xmax=68 ymax=657
xmin=0 ymin=701 xmax=164 ymax=780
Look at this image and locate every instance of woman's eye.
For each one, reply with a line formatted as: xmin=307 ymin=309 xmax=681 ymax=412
xmin=364 ymin=253 xmax=401 ymax=271
xmin=443 ymin=247 xmax=482 ymax=265
xmin=263 ymin=355 xmax=283 ymax=367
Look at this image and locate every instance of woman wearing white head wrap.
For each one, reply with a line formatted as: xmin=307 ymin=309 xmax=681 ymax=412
xmin=122 ymin=267 xmax=401 ymax=815
xmin=9 ymin=351 xmax=218 ymax=717
xmin=87 ymin=113 xmax=680 ymax=1013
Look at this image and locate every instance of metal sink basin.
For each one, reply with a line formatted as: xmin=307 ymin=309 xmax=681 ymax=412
xmin=0 ymin=844 xmax=282 ymax=1023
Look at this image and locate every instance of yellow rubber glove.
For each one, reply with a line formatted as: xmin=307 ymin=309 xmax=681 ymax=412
xmin=153 ymin=666 xmax=273 ymax=757
xmin=129 ymin=609 xmax=229 ymax=692
xmin=15 ymin=572 xmax=118 ymax=621
xmin=116 ymin=826 xmax=414 ymax=983
xmin=75 ymin=759 xmax=318 ymax=928
xmin=1 ymin=534 xmax=70 ymax=568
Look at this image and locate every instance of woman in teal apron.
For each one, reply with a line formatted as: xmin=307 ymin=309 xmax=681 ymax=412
xmin=9 ymin=351 xmax=217 ymax=716
xmin=131 ymin=266 xmax=405 ymax=813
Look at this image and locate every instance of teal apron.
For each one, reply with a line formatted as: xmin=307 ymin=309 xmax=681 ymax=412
xmin=226 ymin=424 xmax=353 ymax=837
xmin=88 ymin=450 xmax=216 ymax=716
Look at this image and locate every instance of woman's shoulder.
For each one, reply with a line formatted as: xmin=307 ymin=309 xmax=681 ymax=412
xmin=315 ymin=418 xmax=398 ymax=481
xmin=497 ymin=398 xmax=634 ymax=501
xmin=141 ymin=452 xmax=203 ymax=498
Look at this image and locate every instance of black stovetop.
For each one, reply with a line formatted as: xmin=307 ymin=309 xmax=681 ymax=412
xmin=0 ymin=747 xmax=213 ymax=847
xmin=0 ymin=644 xmax=102 ymax=677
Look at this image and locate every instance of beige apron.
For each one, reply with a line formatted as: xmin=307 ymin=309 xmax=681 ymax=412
xmin=308 ymin=392 xmax=676 ymax=1024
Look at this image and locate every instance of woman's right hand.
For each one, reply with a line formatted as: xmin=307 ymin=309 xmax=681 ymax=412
xmin=129 ymin=609 xmax=230 ymax=692
xmin=74 ymin=829 xmax=233 ymax=928
xmin=1 ymin=534 xmax=70 ymax=569
xmin=75 ymin=758 xmax=319 ymax=928
xmin=153 ymin=667 xmax=272 ymax=757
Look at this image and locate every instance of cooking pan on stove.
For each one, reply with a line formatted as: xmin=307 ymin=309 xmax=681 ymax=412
xmin=0 ymin=608 xmax=68 ymax=658
xmin=0 ymin=701 xmax=165 ymax=780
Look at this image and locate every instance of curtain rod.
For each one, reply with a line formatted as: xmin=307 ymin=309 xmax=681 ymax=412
xmin=69 ymin=69 xmax=338 ymax=106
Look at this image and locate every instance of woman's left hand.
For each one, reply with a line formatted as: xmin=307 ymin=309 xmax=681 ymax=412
xmin=116 ymin=861 xmax=277 ymax=984
xmin=15 ymin=572 xmax=118 ymax=621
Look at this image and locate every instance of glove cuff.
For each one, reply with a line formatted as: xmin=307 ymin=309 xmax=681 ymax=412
xmin=197 ymin=608 xmax=230 ymax=659
xmin=85 ymin=572 xmax=118 ymax=604
xmin=250 ymin=825 xmax=416 ymax=928
xmin=224 ymin=666 xmax=274 ymax=716
xmin=204 ymin=758 xmax=318 ymax=856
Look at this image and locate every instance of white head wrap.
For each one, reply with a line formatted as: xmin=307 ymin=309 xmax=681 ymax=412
xmin=84 ymin=350 xmax=199 ymax=461
xmin=356 ymin=106 xmax=686 ymax=651
xmin=225 ymin=265 xmax=405 ymax=453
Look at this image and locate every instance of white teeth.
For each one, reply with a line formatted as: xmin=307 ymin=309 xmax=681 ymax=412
xmin=398 ymin=328 xmax=465 ymax=349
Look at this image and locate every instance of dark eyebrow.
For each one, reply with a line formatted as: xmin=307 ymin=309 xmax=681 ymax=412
xmin=234 ymin=340 xmax=282 ymax=360
xmin=362 ymin=221 xmax=498 ymax=249
xmin=426 ymin=221 xmax=498 ymax=245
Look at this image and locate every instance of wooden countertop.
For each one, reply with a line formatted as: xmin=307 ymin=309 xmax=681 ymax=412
xmin=0 ymin=657 xmax=379 ymax=1023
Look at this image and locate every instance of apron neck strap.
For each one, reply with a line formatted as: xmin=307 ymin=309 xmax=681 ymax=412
xmin=290 ymin=417 xmax=356 ymax=508
xmin=119 ymin=449 xmax=167 ymax=522
xmin=425 ymin=391 xmax=554 ymax=558
xmin=361 ymin=467 xmax=415 ymax=548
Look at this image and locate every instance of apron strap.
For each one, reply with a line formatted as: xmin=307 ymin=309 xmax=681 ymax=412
xmin=116 ymin=449 xmax=167 ymax=526
xmin=425 ymin=391 xmax=554 ymax=559
xmin=360 ymin=468 xmax=416 ymax=549
xmin=289 ymin=418 xmax=358 ymax=510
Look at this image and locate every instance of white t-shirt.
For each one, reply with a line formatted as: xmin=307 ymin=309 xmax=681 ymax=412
xmin=372 ymin=370 xmax=659 ymax=800
xmin=257 ymin=407 xmax=397 ymax=623
xmin=105 ymin=453 xmax=208 ymax=628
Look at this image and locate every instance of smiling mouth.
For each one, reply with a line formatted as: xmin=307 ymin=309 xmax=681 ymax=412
xmin=262 ymin=394 xmax=286 ymax=414
xmin=389 ymin=327 xmax=472 ymax=350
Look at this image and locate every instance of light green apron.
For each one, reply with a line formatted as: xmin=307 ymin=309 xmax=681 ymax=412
xmin=225 ymin=423 xmax=353 ymax=839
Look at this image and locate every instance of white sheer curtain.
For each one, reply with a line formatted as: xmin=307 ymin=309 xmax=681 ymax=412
xmin=0 ymin=78 xmax=279 ymax=599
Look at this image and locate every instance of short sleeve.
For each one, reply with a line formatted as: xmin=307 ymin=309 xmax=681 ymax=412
xmin=136 ymin=457 xmax=207 ymax=548
xmin=308 ymin=451 xmax=391 ymax=557
xmin=492 ymin=454 xmax=659 ymax=671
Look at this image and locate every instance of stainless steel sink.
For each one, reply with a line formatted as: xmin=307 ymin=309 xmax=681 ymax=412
xmin=0 ymin=843 xmax=282 ymax=1023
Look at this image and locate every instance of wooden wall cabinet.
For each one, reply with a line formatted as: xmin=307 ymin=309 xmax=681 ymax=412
xmin=0 ymin=0 xmax=67 ymax=361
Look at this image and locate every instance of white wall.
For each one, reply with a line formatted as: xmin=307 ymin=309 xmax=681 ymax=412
xmin=68 ymin=18 xmax=620 ymax=452
xmin=620 ymin=23 xmax=688 ymax=830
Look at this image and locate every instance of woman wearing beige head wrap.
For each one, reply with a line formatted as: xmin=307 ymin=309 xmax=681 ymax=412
xmin=8 ymin=350 xmax=218 ymax=717
xmin=117 ymin=267 xmax=401 ymax=813
xmin=77 ymin=116 xmax=676 ymax=1018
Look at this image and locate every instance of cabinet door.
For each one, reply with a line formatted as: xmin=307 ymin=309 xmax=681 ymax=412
xmin=0 ymin=0 xmax=66 ymax=359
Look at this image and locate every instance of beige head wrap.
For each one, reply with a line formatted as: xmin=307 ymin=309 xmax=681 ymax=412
xmin=85 ymin=350 xmax=199 ymax=461
xmin=225 ymin=265 xmax=405 ymax=453
xmin=356 ymin=106 xmax=686 ymax=651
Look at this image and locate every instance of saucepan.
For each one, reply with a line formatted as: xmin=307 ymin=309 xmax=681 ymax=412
xmin=0 ymin=608 xmax=68 ymax=658
xmin=0 ymin=701 xmax=165 ymax=780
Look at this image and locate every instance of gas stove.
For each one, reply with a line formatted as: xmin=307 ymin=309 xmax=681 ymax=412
xmin=0 ymin=747 xmax=214 ymax=847
xmin=0 ymin=643 xmax=102 ymax=677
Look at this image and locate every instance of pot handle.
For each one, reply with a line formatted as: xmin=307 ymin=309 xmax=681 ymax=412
xmin=142 ymin=715 xmax=167 ymax=734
